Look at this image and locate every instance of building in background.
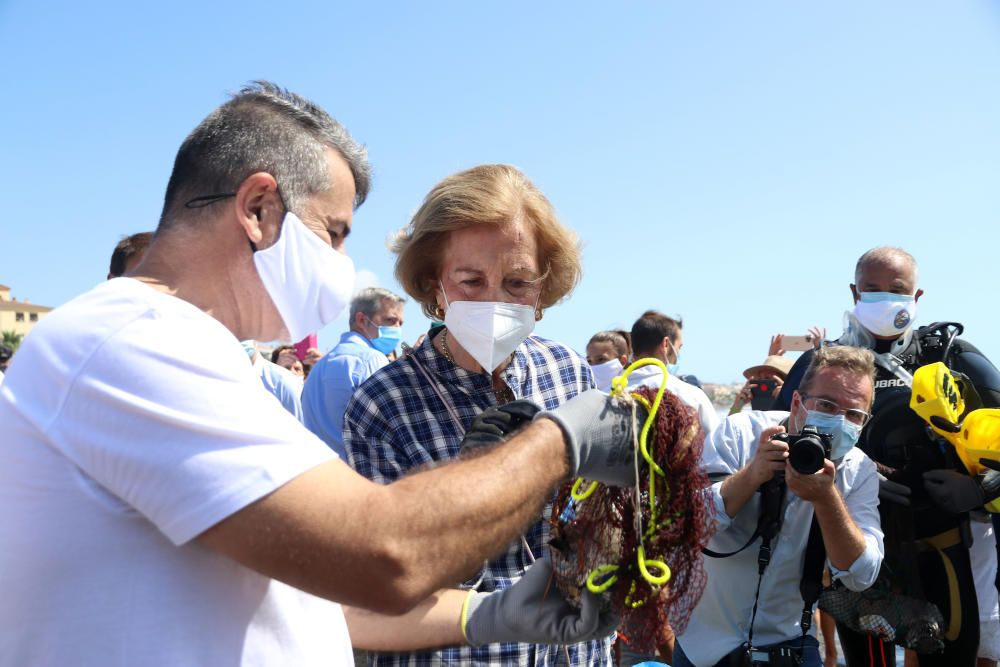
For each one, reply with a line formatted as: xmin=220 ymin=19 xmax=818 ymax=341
xmin=0 ymin=284 xmax=54 ymax=341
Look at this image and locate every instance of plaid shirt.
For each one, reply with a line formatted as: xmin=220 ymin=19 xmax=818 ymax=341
xmin=343 ymin=332 xmax=613 ymax=666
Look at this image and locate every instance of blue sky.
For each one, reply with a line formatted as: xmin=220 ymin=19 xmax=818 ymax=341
xmin=3 ymin=2 xmax=999 ymax=382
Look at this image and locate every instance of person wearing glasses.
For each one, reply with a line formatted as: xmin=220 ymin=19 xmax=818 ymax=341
xmin=774 ymin=246 xmax=1000 ymax=667
xmin=673 ymin=346 xmax=883 ymax=667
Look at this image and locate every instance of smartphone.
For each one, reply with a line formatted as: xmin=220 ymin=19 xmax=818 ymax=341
xmin=750 ymin=380 xmax=776 ymax=398
xmin=781 ymin=334 xmax=814 ymax=352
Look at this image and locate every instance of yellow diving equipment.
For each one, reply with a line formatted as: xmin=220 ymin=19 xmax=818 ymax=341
xmin=910 ymin=362 xmax=1000 ymax=511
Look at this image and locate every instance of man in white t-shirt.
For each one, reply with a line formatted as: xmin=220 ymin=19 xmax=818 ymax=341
xmin=0 ymin=82 xmax=633 ymax=666
xmin=626 ymin=309 xmax=721 ymax=437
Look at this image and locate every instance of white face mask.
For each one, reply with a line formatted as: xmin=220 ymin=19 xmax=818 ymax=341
xmin=253 ymin=212 xmax=355 ymax=343
xmin=590 ymin=358 xmax=623 ymax=392
xmin=440 ymin=282 xmax=536 ymax=372
xmin=853 ymin=292 xmax=917 ymax=337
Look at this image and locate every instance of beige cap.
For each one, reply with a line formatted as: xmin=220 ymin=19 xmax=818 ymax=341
xmin=742 ymin=355 xmax=794 ymax=380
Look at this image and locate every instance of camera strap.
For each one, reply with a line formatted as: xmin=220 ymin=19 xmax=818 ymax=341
xmin=746 ymin=516 xmax=824 ymax=655
xmin=743 ymin=476 xmax=789 ymax=650
xmin=799 ymin=517 xmax=825 ymax=636
xmin=703 ymin=472 xmax=787 ymax=559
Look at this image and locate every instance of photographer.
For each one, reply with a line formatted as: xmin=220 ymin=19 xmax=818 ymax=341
xmin=775 ymin=247 xmax=1000 ymax=667
xmin=674 ymin=346 xmax=883 ymax=667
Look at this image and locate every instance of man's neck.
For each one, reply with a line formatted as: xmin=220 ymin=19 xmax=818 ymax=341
xmin=130 ymin=229 xmax=270 ymax=340
xmin=350 ymin=325 xmax=372 ymax=343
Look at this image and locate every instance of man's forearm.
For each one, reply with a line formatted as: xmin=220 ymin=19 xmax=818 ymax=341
xmin=719 ymin=466 xmax=763 ymax=518
xmin=199 ymin=419 xmax=570 ymax=616
xmin=375 ymin=419 xmax=569 ymax=606
xmin=812 ymin=490 xmax=866 ymax=571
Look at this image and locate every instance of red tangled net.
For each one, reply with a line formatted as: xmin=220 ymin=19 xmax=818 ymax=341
xmin=548 ymin=381 xmax=714 ymax=654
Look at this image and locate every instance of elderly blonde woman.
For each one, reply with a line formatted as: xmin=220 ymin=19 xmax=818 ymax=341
xmin=343 ymin=164 xmax=610 ymax=666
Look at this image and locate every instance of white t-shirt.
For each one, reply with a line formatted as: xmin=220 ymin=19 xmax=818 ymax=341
xmin=626 ymin=363 xmax=722 ymax=436
xmin=0 ymin=278 xmax=350 ymax=666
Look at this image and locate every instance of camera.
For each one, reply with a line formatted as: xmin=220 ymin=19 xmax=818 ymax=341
xmin=777 ymin=426 xmax=833 ymax=474
xmin=724 ymin=644 xmax=802 ymax=666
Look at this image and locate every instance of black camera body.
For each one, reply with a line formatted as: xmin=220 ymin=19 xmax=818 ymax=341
xmin=724 ymin=643 xmax=802 ymax=667
xmin=776 ymin=426 xmax=833 ymax=474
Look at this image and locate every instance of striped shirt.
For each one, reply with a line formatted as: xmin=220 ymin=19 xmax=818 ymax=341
xmin=343 ymin=331 xmax=612 ymax=666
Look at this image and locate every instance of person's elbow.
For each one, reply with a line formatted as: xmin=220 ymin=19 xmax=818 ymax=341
xmin=350 ymin=537 xmax=445 ymax=615
xmin=834 ymin=539 xmax=883 ymax=592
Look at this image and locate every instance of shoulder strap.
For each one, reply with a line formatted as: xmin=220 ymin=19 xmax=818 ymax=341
xmin=798 ymin=517 xmax=826 ymax=635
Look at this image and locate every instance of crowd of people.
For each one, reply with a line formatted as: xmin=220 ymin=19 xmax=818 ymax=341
xmin=2 ymin=82 xmax=1000 ymax=667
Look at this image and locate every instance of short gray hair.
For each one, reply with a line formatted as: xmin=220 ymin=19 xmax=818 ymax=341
xmin=158 ymin=81 xmax=371 ymax=229
xmin=854 ymin=246 xmax=918 ymax=286
xmin=350 ymin=287 xmax=405 ymax=322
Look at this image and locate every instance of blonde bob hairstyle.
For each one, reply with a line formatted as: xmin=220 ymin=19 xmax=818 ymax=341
xmin=392 ymin=164 xmax=583 ymax=320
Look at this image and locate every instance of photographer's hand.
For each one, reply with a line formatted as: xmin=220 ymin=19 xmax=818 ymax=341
xmin=785 ymin=458 xmax=837 ymax=504
xmin=794 ymin=459 xmax=866 ymax=572
xmin=750 ymin=425 xmax=789 ymax=486
xmin=719 ymin=425 xmax=788 ymax=518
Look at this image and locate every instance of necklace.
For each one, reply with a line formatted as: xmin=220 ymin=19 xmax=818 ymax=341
xmin=441 ymin=329 xmax=515 ymax=404
xmin=440 ymin=329 xmax=456 ymax=365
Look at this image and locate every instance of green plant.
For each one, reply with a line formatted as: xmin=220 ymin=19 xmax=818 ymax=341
xmin=2 ymin=330 xmax=24 ymax=351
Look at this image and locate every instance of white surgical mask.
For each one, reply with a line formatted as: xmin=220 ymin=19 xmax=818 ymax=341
xmin=440 ymin=281 xmax=536 ymax=372
xmin=590 ymin=358 xmax=623 ymax=391
xmin=253 ymin=212 xmax=355 ymax=343
xmin=799 ymin=409 xmax=863 ymax=461
xmin=853 ymin=292 xmax=917 ymax=338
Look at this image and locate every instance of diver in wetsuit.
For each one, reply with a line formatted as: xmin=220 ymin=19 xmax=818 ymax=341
xmin=775 ymin=246 xmax=1000 ymax=667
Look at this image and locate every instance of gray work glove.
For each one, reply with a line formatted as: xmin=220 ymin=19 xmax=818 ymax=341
xmin=922 ymin=469 xmax=984 ymax=513
xmin=877 ymin=473 xmax=912 ymax=506
xmin=536 ymin=389 xmax=643 ymax=487
xmin=463 ymin=558 xmax=619 ymax=647
xmin=460 ymin=400 xmax=542 ymax=453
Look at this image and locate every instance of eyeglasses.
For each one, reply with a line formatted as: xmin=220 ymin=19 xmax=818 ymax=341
xmin=800 ymin=394 xmax=871 ymax=427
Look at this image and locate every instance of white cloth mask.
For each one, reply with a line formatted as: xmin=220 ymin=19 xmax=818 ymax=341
xmin=853 ymin=292 xmax=917 ymax=337
xmin=441 ymin=282 xmax=536 ymax=372
xmin=590 ymin=359 xmax=623 ymax=391
xmin=253 ymin=212 xmax=355 ymax=343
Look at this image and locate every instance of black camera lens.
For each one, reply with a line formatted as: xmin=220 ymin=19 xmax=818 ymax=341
xmin=788 ymin=430 xmax=830 ymax=474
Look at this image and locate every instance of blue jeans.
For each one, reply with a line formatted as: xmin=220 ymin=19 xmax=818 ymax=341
xmin=673 ymin=636 xmax=821 ymax=667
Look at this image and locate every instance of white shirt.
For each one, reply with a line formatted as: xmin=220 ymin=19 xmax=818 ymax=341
xmin=626 ymin=363 xmax=721 ymax=436
xmin=0 ymin=278 xmax=350 ymax=666
xmin=678 ymin=410 xmax=884 ymax=666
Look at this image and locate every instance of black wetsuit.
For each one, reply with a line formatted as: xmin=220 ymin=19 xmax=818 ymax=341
xmin=776 ymin=326 xmax=1000 ymax=667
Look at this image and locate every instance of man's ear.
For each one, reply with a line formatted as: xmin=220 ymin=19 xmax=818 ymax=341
xmin=850 ymin=283 xmax=860 ymax=304
xmin=915 ymin=288 xmax=924 ymax=302
xmin=790 ymin=390 xmax=804 ymax=419
xmin=234 ymin=172 xmax=282 ymax=247
xmin=352 ymin=311 xmax=367 ymax=331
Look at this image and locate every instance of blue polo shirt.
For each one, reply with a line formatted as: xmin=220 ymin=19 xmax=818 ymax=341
xmin=302 ymin=330 xmax=388 ymax=458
